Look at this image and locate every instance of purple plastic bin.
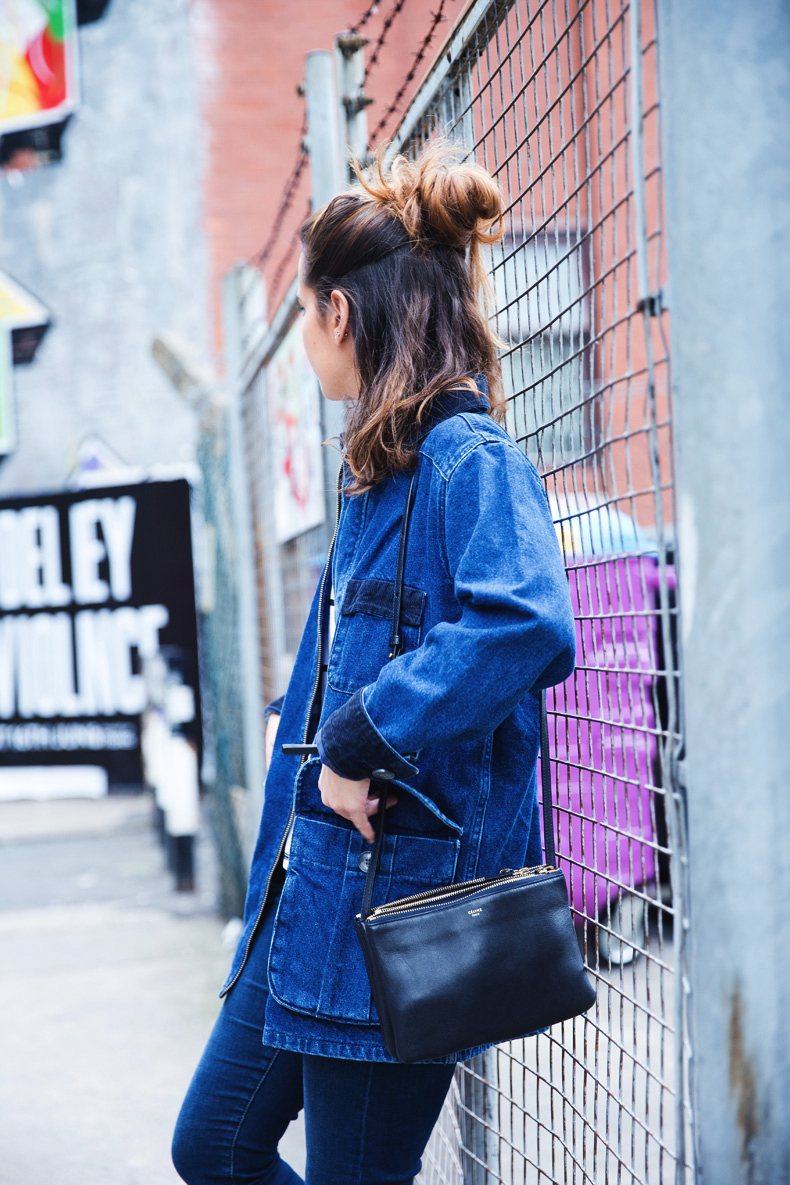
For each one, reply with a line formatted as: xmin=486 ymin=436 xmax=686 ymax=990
xmin=543 ymin=555 xmax=675 ymax=920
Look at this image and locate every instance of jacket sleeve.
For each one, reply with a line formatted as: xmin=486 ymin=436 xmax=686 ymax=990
xmin=316 ymin=441 xmax=576 ymax=781
xmin=264 ymin=694 xmax=285 ymax=722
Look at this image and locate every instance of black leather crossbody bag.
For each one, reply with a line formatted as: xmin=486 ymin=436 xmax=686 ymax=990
xmin=353 ymin=471 xmax=597 ymax=1064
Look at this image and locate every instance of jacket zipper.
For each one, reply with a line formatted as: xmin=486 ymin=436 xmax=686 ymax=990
xmin=362 ymin=864 xmax=556 ymax=920
xmin=220 ymin=466 xmax=344 ymax=997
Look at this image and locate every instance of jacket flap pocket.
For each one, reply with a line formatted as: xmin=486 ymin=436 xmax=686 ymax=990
xmin=391 ymin=777 xmax=463 ymax=836
xmin=293 ymin=758 xmax=462 ymax=839
xmin=342 ymin=578 xmax=425 ymax=628
xmin=268 ymin=815 xmax=459 ymax=1023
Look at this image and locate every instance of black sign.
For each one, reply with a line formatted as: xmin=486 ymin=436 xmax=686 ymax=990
xmin=0 ymin=479 xmax=199 ymax=786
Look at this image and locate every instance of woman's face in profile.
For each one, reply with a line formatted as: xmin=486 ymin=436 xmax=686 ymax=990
xmin=297 ymin=254 xmax=359 ymax=402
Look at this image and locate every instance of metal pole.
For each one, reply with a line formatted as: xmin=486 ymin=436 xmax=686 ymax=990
xmin=222 ymin=267 xmax=268 ymax=864
xmin=657 ymin=1 xmax=790 ymax=1181
xmin=304 ymin=49 xmax=348 ymax=520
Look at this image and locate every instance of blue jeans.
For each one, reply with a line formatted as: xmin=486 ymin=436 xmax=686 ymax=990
xmin=172 ymin=899 xmax=455 ymax=1185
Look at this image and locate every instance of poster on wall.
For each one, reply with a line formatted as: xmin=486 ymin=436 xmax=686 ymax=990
xmin=0 ymin=479 xmax=200 ymax=787
xmin=267 ymin=317 xmax=326 ymax=544
xmin=0 ymin=269 xmax=51 ymax=456
xmin=0 ymin=0 xmax=79 ymax=134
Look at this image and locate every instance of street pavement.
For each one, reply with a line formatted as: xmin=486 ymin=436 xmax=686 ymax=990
xmin=0 ymin=794 xmax=306 ymax=1185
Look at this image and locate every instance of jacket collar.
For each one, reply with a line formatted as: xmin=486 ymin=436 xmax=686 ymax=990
xmin=413 ymin=374 xmax=490 ymax=443
xmin=339 ymin=376 xmax=491 ymax=454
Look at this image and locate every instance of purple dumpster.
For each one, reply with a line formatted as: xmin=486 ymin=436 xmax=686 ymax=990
xmin=543 ymin=533 xmax=675 ymax=936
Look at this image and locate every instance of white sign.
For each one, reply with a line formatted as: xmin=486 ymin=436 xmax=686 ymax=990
xmin=0 ymin=494 xmax=168 ymax=722
xmin=267 ymin=318 xmax=326 ymax=543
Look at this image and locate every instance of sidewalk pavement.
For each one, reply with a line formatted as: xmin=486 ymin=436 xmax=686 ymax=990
xmin=0 ymin=793 xmax=306 ymax=1185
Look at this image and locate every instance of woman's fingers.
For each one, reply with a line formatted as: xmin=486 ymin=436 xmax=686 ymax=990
xmin=364 ymin=793 xmax=399 ymax=814
xmin=318 ymin=766 xmax=373 ymax=839
xmin=317 ymin=766 xmax=398 ymax=841
xmin=349 ymin=806 xmax=376 ymax=843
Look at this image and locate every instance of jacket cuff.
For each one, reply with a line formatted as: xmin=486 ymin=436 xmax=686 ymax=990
xmin=317 ymin=688 xmax=418 ymax=781
xmin=314 ymin=730 xmax=345 ymax=778
xmin=264 ymin=694 xmax=285 ymax=722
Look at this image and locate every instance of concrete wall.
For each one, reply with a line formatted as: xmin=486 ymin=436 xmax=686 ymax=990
xmin=0 ymin=0 xmax=209 ymax=496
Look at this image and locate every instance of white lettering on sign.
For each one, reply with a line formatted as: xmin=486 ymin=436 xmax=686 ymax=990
xmin=0 ymin=722 xmax=138 ymax=751
xmin=0 ymin=616 xmax=14 ymax=717
xmin=0 ymin=604 xmax=169 ymax=719
xmin=101 ymin=497 xmax=136 ymax=601
xmin=0 ymin=506 xmax=71 ymax=610
xmin=69 ymin=497 xmax=136 ymax=605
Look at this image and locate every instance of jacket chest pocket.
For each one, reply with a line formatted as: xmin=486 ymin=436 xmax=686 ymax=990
xmin=327 ymin=577 xmax=426 ymax=694
xmin=268 ymin=814 xmax=459 ymax=1024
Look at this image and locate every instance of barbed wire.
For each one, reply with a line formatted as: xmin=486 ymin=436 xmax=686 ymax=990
xmin=367 ymin=1 xmax=449 ymax=147
xmin=250 ymin=0 xmax=449 ymax=279
xmin=268 ymin=203 xmax=310 ymax=304
xmin=248 ymin=0 xmax=395 ymax=274
xmin=350 ymin=0 xmax=381 ymax=35
xmin=364 ymin=0 xmax=409 ymax=81
xmin=249 ymin=117 xmax=308 ymax=271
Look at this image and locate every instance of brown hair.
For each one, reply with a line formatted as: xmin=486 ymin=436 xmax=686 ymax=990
xmin=300 ymin=141 xmax=505 ymax=492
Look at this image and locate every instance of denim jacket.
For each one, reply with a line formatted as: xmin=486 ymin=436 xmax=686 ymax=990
xmin=220 ymin=380 xmax=576 ymax=1062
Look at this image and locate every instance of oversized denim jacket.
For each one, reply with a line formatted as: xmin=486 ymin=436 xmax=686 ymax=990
xmin=220 ymin=381 xmax=576 ymax=1063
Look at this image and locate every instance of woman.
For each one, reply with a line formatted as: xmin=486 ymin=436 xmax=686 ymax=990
xmin=173 ymin=144 xmax=575 ymax=1185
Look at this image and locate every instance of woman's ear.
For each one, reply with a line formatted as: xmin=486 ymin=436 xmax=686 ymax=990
xmin=329 ymin=289 xmax=351 ymax=344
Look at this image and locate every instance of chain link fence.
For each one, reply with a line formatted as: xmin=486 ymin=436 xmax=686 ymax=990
xmin=394 ymin=1 xmax=692 ymax=1180
xmin=217 ymin=0 xmax=694 ymax=1178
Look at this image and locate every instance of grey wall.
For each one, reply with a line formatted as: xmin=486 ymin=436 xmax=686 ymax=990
xmin=658 ymin=0 xmax=790 ymax=1180
xmin=0 ymin=0 xmax=210 ymax=495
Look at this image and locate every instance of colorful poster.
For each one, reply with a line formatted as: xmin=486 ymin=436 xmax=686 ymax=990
xmin=0 ymin=0 xmax=78 ymax=134
xmin=267 ymin=318 xmax=326 ymax=544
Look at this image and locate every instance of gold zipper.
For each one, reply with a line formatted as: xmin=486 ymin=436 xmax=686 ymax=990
xmin=365 ymin=864 xmax=556 ymax=920
xmin=220 ymin=466 xmax=344 ymax=997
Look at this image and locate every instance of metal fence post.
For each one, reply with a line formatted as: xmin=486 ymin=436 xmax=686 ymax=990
xmin=657 ymin=1 xmax=790 ymax=1180
xmin=335 ymin=32 xmax=372 ymax=178
xmin=304 ymin=50 xmax=347 ymax=522
xmin=222 ymin=267 xmax=268 ymax=865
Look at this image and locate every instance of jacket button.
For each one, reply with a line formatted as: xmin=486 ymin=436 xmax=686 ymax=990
xmin=358 ymin=851 xmax=372 ymax=873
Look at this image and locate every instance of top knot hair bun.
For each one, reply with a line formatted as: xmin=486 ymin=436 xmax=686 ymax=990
xmin=299 ymin=139 xmax=507 ymax=493
xmin=357 ymin=139 xmax=504 ymax=255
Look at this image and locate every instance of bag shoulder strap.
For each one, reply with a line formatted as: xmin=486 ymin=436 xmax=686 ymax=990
xmin=388 ymin=470 xmax=418 ymax=659
xmin=360 ymin=465 xmax=558 ymax=918
xmin=539 ymin=691 xmax=556 ymax=868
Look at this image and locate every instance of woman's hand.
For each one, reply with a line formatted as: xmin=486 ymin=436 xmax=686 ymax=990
xmin=318 ymin=766 xmax=397 ymax=843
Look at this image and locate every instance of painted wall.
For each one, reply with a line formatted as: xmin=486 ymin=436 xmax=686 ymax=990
xmin=0 ymin=0 xmax=208 ymax=496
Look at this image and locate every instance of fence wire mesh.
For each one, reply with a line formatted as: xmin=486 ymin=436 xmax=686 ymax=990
xmin=223 ymin=0 xmax=693 ymax=1178
xmin=390 ymin=1 xmax=692 ymax=1181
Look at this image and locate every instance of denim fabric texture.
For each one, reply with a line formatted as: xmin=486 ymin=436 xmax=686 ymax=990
xmin=220 ymin=379 xmax=576 ymax=1061
xmin=173 ymin=896 xmax=455 ymax=1184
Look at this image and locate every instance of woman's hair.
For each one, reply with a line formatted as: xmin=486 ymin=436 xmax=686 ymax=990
xmin=300 ymin=140 xmax=506 ymax=491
